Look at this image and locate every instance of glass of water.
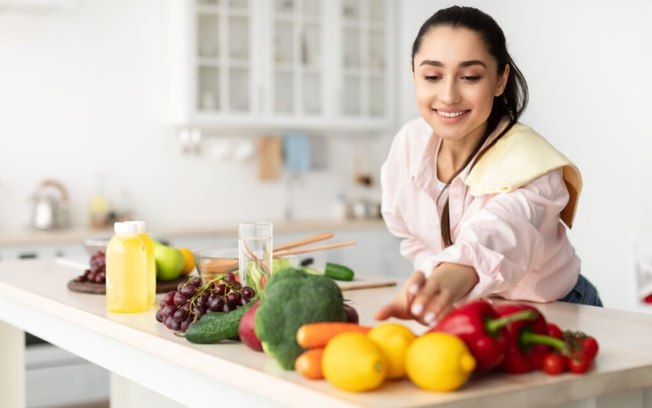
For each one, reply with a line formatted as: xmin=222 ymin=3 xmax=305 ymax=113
xmin=238 ymin=221 xmax=273 ymax=296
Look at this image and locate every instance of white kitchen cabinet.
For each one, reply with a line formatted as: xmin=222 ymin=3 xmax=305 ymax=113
xmin=165 ymin=0 xmax=395 ymax=131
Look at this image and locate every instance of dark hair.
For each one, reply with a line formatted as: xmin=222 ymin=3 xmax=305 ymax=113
xmin=411 ymin=6 xmax=529 ymax=247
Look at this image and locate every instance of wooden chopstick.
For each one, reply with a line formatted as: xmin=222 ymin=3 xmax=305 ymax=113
xmin=198 ymin=234 xmax=353 ymax=275
xmin=273 ymin=232 xmax=334 ymax=252
xmin=273 ymin=240 xmax=357 ymax=257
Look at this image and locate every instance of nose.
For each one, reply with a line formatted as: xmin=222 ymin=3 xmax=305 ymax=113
xmin=439 ymin=78 xmax=461 ymax=105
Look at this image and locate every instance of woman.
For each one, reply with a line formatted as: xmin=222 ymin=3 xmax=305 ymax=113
xmin=374 ymin=6 xmax=602 ymax=326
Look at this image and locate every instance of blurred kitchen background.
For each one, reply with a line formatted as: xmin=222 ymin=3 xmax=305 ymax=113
xmin=0 ymin=0 xmax=651 ymax=350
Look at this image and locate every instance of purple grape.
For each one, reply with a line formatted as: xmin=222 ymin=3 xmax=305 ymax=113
xmin=173 ymin=308 xmax=189 ymax=322
xmin=155 ymin=309 xmax=165 ymax=322
xmin=223 ymin=272 xmax=236 ymax=284
xmin=241 ymin=287 xmax=255 ymax=298
xmin=180 ymin=318 xmax=192 ymax=332
xmin=194 ymin=305 xmax=206 ymax=317
xmin=222 ymin=303 xmax=233 ymax=313
xmin=241 ymin=296 xmax=250 ymax=305
xmin=188 ymin=277 xmax=202 ymax=287
xmin=165 ymin=316 xmax=180 ymax=331
xmin=177 ymin=282 xmax=186 ymax=291
xmin=214 ymin=284 xmax=227 ymax=296
xmin=162 ymin=291 xmax=176 ymax=306
xmin=195 ymin=296 xmax=205 ymax=308
xmin=208 ymin=297 xmax=225 ymax=312
xmin=179 ymin=285 xmax=196 ymax=297
xmin=227 ymin=292 xmax=241 ymax=307
xmin=161 ymin=305 xmax=176 ymax=319
xmin=173 ymin=292 xmax=188 ymax=307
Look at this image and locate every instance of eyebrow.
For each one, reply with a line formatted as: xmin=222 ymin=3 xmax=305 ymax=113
xmin=419 ymin=59 xmax=487 ymax=68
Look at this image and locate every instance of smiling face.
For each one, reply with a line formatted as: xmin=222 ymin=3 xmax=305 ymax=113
xmin=413 ymin=26 xmax=509 ymax=147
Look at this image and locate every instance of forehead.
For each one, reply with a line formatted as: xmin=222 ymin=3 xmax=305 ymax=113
xmin=415 ymin=26 xmax=495 ymax=68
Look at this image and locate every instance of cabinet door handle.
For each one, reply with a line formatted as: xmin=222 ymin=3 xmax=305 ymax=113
xmin=19 ymin=252 xmax=38 ymax=259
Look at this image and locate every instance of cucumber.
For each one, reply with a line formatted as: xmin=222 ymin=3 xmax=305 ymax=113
xmin=324 ymin=262 xmax=355 ymax=281
xmin=185 ymin=301 xmax=255 ymax=344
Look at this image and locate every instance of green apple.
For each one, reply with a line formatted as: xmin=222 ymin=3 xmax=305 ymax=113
xmin=154 ymin=244 xmax=185 ymax=281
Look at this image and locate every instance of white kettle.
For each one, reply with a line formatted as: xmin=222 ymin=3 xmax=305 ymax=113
xmin=31 ymin=179 xmax=70 ymax=230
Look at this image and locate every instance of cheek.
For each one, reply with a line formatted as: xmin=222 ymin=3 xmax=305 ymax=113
xmin=470 ymin=87 xmax=496 ymax=111
xmin=414 ymin=84 xmax=433 ymax=105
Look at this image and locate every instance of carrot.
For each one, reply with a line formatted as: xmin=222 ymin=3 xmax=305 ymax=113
xmin=295 ymin=348 xmax=324 ymax=380
xmin=296 ymin=322 xmax=372 ymax=349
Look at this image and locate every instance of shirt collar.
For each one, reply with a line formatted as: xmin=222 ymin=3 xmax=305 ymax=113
xmin=410 ymin=118 xmax=513 ymax=193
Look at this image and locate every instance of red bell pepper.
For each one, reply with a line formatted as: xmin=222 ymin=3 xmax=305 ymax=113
xmin=493 ymin=304 xmax=568 ymax=373
xmin=429 ymin=299 xmax=539 ymax=372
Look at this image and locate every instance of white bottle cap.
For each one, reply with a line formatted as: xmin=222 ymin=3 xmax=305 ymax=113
xmin=124 ymin=220 xmax=147 ymax=233
xmin=114 ymin=221 xmax=138 ymax=235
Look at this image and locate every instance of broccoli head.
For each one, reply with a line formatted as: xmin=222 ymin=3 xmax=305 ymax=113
xmin=254 ymin=267 xmax=347 ymax=370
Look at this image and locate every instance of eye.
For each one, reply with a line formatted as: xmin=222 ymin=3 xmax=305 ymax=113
xmin=424 ymin=75 xmax=440 ymax=82
xmin=461 ymin=75 xmax=481 ymax=82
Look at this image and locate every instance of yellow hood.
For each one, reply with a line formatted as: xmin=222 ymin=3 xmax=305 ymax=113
xmin=465 ymin=123 xmax=581 ymax=228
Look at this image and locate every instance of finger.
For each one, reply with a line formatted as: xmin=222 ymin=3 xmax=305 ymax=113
xmin=373 ymin=301 xmax=410 ymax=321
xmin=421 ymin=289 xmax=452 ymax=326
xmin=373 ymin=303 xmax=396 ymax=321
xmin=376 ymin=272 xmax=426 ymax=322
xmin=410 ymin=275 xmax=441 ymax=320
xmin=403 ymin=271 xmax=425 ymax=308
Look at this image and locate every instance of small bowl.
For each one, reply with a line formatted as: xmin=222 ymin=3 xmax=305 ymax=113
xmin=84 ymin=238 xmax=109 ymax=255
xmin=194 ymin=248 xmax=239 ymax=282
xmin=194 ymin=248 xmax=301 ymax=282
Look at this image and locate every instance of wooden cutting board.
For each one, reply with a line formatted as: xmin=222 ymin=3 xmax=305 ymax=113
xmin=257 ymin=135 xmax=282 ymax=180
xmin=67 ymin=278 xmax=187 ymax=295
xmin=337 ymin=276 xmax=397 ymax=291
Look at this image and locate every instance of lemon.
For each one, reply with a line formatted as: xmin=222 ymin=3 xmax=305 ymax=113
xmin=322 ymin=332 xmax=387 ymax=392
xmin=367 ymin=322 xmax=416 ymax=380
xmin=405 ymin=332 xmax=476 ymax=392
xmin=179 ymin=247 xmax=196 ymax=276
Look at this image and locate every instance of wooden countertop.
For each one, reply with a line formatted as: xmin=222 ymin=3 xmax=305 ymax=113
xmin=2 ymin=259 xmax=652 ymax=407
xmin=0 ymin=219 xmax=386 ymax=247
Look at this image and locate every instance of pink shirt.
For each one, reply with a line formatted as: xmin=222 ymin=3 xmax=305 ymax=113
xmin=380 ymin=117 xmax=580 ymax=303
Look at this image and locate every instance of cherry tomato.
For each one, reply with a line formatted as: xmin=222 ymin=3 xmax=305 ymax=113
xmin=568 ymin=357 xmax=591 ymax=374
xmin=581 ymin=336 xmax=599 ymax=359
xmin=542 ymin=353 xmax=566 ymax=375
xmin=547 ymin=323 xmax=563 ymax=339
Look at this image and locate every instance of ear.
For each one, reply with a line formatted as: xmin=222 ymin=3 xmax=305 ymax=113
xmin=495 ymin=64 xmax=510 ymax=97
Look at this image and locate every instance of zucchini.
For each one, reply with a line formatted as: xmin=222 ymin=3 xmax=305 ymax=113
xmin=324 ymin=263 xmax=355 ymax=281
xmin=185 ymin=301 xmax=254 ymax=344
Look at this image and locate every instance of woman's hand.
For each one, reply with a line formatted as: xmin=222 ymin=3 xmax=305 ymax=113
xmin=373 ymin=271 xmax=425 ymax=322
xmin=409 ymin=263 xmax=479 ymax=325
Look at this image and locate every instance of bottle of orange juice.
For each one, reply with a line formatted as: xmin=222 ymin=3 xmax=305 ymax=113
xmin=106 ymin=222 xmax=148 ymax=313
xmin=125 ymin=220 xmax=156 ymax=306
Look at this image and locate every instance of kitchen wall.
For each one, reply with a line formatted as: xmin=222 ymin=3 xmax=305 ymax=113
xmin=1 ymin=0 xmax=651 ymax=312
